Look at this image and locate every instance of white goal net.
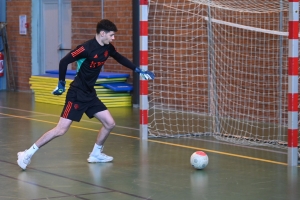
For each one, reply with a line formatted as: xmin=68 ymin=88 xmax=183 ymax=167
xmin=147 ymin=0 xmax=299 ymax=147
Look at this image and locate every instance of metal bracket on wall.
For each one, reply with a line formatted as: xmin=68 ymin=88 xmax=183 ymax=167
xmin=0 ymin=23 xmax=16 ymax=91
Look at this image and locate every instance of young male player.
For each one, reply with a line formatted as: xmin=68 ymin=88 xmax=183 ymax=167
xmin=17 ymin=19 xmax=154 ymax=170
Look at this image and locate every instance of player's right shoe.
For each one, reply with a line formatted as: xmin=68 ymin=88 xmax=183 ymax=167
xmin=17 ymin=150 xmax=31 ymax=170
xmin=87 ymin=152 xmax=113 ymax=163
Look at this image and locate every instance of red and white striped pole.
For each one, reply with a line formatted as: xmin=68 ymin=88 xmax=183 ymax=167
xmin=287 ymin=0 xmax=299 ymax=166
xmin=139 ymin=0 xmax=149 ymax=140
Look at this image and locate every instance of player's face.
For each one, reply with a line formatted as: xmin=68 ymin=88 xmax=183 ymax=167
xmin=102 ymin=31 xmax=115 ymax=44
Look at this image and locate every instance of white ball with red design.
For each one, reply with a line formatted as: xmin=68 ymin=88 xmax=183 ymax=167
xmin=190 ymin=151 xmax=209 ymax=169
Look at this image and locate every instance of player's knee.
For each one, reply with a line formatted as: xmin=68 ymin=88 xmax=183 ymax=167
xmin=105 ymin=121 xmax=115 ymax=130
xmin=54 ymin=126 xmax=68 ymax=136
xmin=57 ymin=129 xmax=67 ymax=136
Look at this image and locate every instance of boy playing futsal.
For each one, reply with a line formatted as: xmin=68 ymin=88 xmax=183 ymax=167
xmin=17 ymin=19 xmax=154 ymax=170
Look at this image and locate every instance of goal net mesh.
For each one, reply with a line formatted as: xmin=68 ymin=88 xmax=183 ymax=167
xmin=147 ymin=0 xmax=299 ymax=147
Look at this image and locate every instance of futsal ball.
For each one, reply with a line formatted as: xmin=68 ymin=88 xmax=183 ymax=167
xmin=190 ymin=151 xmax=209 ymax=170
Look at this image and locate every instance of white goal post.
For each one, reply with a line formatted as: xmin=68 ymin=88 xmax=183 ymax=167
xmin=141 ymin=0 xmax=299 ymax=165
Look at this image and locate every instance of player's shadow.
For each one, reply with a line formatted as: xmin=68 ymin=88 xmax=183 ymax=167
xmin=87 ymin=163 xmax=113 ymax=185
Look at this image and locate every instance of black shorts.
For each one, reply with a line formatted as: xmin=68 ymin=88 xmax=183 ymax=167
xmin=60 ymin=89 xmax=107 ymax=122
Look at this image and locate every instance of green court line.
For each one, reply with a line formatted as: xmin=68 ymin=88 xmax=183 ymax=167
xmin=0 ymin=112 xmax=298 ymax=167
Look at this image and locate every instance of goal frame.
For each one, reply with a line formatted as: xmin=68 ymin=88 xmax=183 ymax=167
xmin=138 ymin=0 xmax=299 ymax=166
xmin=287 ymin=0 xmax=299 ymax=166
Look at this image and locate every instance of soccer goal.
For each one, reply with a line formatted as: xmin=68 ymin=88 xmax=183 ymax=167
xmin=146 ymin=0 xmax=299 ymax=154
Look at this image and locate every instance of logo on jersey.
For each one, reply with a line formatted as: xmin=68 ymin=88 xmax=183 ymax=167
xmin=71 ymin=46 xmax=85 ymax=57
xmin=104 ymin=50 xmax=108 ymax=57
xmin=90 ymin=61 xmax=105 ymax=68
xmin=94 ymin=54 xmax=98 ymax=58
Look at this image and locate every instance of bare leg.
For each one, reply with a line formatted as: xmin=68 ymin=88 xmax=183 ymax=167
xmin=94 ymin=110 xmax=115 ymax=145
xmin=17 ymin=117 xmax=73 ymax=170
xmin=86 ymin=110 xmax=115 ymax=163
xmin=35 ymin=117 xmax=73 ymax=148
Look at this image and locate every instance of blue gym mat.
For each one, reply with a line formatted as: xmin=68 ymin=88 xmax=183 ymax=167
xmin=45 ymin=70 xmax=130 ymax=78
xmin=100 ymin=82 xmax=133 ymax=92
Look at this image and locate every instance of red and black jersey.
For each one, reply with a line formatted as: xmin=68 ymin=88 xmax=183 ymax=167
xmin=58 ymin=37 xmax=137 ymax=96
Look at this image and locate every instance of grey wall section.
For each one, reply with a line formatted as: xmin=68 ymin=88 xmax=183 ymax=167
xmin=0 ymin=0 xmax=6 ymax=22
xmin=0 ymin=0 xmax=6 ymax=90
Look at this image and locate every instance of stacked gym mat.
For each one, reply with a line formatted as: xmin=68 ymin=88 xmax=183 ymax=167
xmin=30 ymin=70 xmax=133 ymax=107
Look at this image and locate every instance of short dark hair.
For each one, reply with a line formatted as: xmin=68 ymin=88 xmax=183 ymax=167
xmin=96 ymin=19 xmax=118 ymax=34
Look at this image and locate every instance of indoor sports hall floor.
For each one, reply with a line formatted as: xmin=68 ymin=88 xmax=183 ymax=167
xmin=0 ymin=91 xmax=299 ymax=200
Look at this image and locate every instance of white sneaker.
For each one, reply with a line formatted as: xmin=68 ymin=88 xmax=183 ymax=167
xmin=17 ymin=150 xmax=32 ymax=170
xmin=87 ymin=152 xmax=113 ymax=163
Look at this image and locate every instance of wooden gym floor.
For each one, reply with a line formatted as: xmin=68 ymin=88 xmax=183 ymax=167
xmin=0 ymin=91 xmax=299 ymax=200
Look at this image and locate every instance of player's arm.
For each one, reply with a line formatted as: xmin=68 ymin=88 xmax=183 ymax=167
xmin=110 ymin=45 xmax=155 ymax=80
xmin=53 ymin=45 xmax=87 ymax=95
xmin=110 ymin=51 xmax=136 ymax=70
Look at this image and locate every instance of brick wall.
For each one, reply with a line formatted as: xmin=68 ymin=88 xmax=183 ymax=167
xmin=103 ymin=0 xmax=133 ymax=75
xmin=71 ymin=0 xmax=102 ymax=46
xmin=6 ymin=0 xmax=32 ymax=91
xmin=5 ymin=0 xmax=133 ymax=91
xmin=71 ymin=0 xmax=134 ymax=77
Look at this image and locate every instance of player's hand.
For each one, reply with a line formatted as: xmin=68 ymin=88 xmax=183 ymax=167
xmin=135 ymin=67 xmax=155 ymax=80
xmin=52 ymin=80 xmax=66 ymax=95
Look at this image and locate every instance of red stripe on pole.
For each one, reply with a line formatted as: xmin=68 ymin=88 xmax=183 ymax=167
xmin=288 ymin=129 xmax=298 ymax=147
xmin=140 ymin=110 xmax=148 ymax=124
xmin=140 ymin=21 xmax=148 ymax=36
xmin=288 ymin=21 xmax=299 ymax=39
xmin=288 ymin=93 xmax=298 ymax=111
xmin=288 ymin=57 xmax=299 ymax=75
xmin=287 ymin=0 xmax=299 ymax=166
xmin=139 ymin=0 xmax=149 ymax=137
xmin=140 ymin=50 xmax=148 ymax=65
xmin=140 ymin=0 xmax=148 ymax=5
xmin=140 ymin=80 xmax=148 ymax=95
